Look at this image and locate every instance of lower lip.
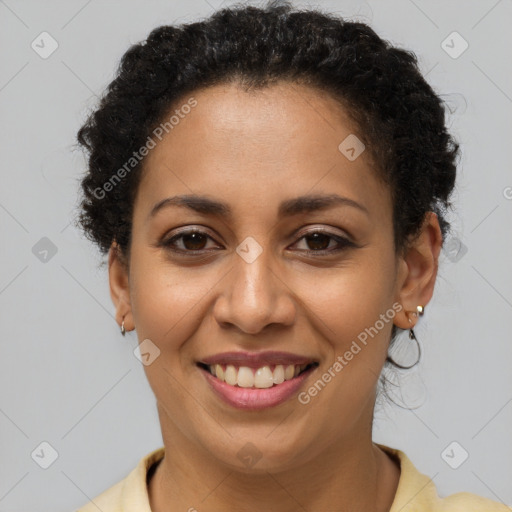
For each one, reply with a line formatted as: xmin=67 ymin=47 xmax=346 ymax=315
xmin=199 ymin=365 xmax=317 ymax=410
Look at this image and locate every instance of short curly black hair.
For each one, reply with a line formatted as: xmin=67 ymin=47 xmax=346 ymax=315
xmin=75 ymin=0 xmax=459 ymax=385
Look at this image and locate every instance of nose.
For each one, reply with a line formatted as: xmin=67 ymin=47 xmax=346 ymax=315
xmin=212 ymin=247 xmax=296 ymax=335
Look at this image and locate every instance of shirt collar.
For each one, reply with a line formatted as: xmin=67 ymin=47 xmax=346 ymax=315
xmin=119 ymin=443 xmax=439 ymax=511
xmin=376 ymin=443 xmax=441 ymax=510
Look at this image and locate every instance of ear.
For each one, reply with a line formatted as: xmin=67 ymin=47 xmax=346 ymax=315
xmin=108 ymin=242 xmax=133 ymax=332
xmin=393 ymin=212 xmax=443 ymax=329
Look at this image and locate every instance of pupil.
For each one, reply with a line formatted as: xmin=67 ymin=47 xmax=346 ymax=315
xmin=183 ymin=232 xmax=207 ymax=250
xmin=307 ymin=233 xmax=329 ymax=251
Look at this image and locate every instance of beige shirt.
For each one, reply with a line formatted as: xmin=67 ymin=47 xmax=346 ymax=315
xmin=76 ymin=444 xmax=510 ymax=511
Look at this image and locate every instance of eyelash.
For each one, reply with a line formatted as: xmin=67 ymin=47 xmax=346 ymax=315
xmin=160 ymin=227 xmax=356 ymax=257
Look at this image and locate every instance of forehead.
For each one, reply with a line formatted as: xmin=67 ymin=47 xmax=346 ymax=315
xmin=135 ymin=81 xmax=389 ymax=223
xmin=145 ymin=81 xmax=363 ymax=167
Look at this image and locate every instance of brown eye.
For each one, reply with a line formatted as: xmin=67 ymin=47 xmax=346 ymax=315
xmin=303 ymin=232 xmax=332 ymax=251
xmin=180 ymin=232 xmax=208 ymax=250
xmin=160 ymin=227 xmax=355 ymax=257
xmin=161 ymin=229 xmax=219 ymax=253
xmin=292 ymin=229 xmax=355 ymax=255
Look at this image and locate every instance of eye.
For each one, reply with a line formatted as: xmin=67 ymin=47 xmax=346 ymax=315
xmin=290 ymin=229 xmax=355 ymax=255
xmin=161 ymin=229 xmax=220 ymax=254
xmin=159 ymin=227 xmax=355 ymax=256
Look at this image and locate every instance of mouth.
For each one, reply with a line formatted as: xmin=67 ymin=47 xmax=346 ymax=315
xmin=196 ymin=361 xmax=319 ymax=389
xmin=197 ymin=360 xmax=319 ymax=410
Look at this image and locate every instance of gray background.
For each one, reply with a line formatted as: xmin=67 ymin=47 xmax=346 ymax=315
xmin=1 ymin=0 xmax=511 ymax=510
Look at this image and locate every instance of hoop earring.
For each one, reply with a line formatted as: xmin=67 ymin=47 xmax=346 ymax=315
xmin=120 ymin=318 xmax=126 ymax=336
xmin=386 ymin=329 xmax=421 ymax=370
xmin=386 ymin=305 xmax=424 ymax=370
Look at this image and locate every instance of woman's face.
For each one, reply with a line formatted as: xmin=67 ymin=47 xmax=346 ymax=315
xmin=111 ymin=82 xmax=426 ymax=471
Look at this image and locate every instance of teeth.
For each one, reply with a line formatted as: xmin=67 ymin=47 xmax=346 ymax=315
xmin=224 ymin=365 xmax=237 ymax=386
xmin=284 ymin=364 xmax=295 ymax=380
xmin=273 ymin=364 xmax=285 ymax=384
xmin=237 ymin=366 xmax=254 ymax=388
xmin=215 ymin=364 xmax=224 ymax=381
xmin=207 ymin=363 xmax=311 ymax=388
xmin=254 ymin=366 xmax=274 ymax=388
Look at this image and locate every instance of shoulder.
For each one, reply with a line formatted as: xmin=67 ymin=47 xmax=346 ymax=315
xmin=440 ymin=491 xmax=512 ymax=511
xmin=76 ymin=479 xmax=124 ymax=512
xmin=75 ymin=446 xmax=165 ymax=512
xmin=376 ymin=444 xmax=511 ymax=512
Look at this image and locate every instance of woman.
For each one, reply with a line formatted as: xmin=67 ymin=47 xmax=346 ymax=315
xmin=74 ymin=2 xmax=509 ymax=510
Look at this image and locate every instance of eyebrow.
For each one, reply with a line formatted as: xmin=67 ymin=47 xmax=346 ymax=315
xmin=148 ymin=193 xmax=369 ymax=220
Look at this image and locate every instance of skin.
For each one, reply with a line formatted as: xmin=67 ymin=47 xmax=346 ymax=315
xmin=108 ymin=81 xmax=442 ymax=511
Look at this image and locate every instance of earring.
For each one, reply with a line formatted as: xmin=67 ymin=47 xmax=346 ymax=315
xmin=120 ymin=317 xmax=126 ymax=336
xmin=387 ymin=304 xmax=424 ymax=370
xmin=408 ymin=305 xmax=425 ymax=340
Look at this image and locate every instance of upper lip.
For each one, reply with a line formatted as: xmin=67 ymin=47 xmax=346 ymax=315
xmin=199 ymin=351 xmax=318 ymax=368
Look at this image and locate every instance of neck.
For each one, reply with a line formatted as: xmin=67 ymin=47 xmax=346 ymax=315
xmin=148 ymin=406 xmax=400 ymax=512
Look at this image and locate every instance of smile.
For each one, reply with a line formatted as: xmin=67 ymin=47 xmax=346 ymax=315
xmin=197 ymin=359 xmax=319 ymax=410
xmin=198 ymin=362 xmax=318 ymax=389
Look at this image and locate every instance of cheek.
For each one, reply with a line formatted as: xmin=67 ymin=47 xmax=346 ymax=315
xmin=338 ymin=275 xmax=394 ymax=346
xmin=128 ymin=245 xmax=233 ymax=377
xmin=130 ymin=261 xmax=213 ymax=347
xmin=285 ymin=260 xmax=398 ymax=440
xmin=300 ymin=256 xmax=397 ymax=347
xmin=128 ymin=256 xmax=217 ymax=409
